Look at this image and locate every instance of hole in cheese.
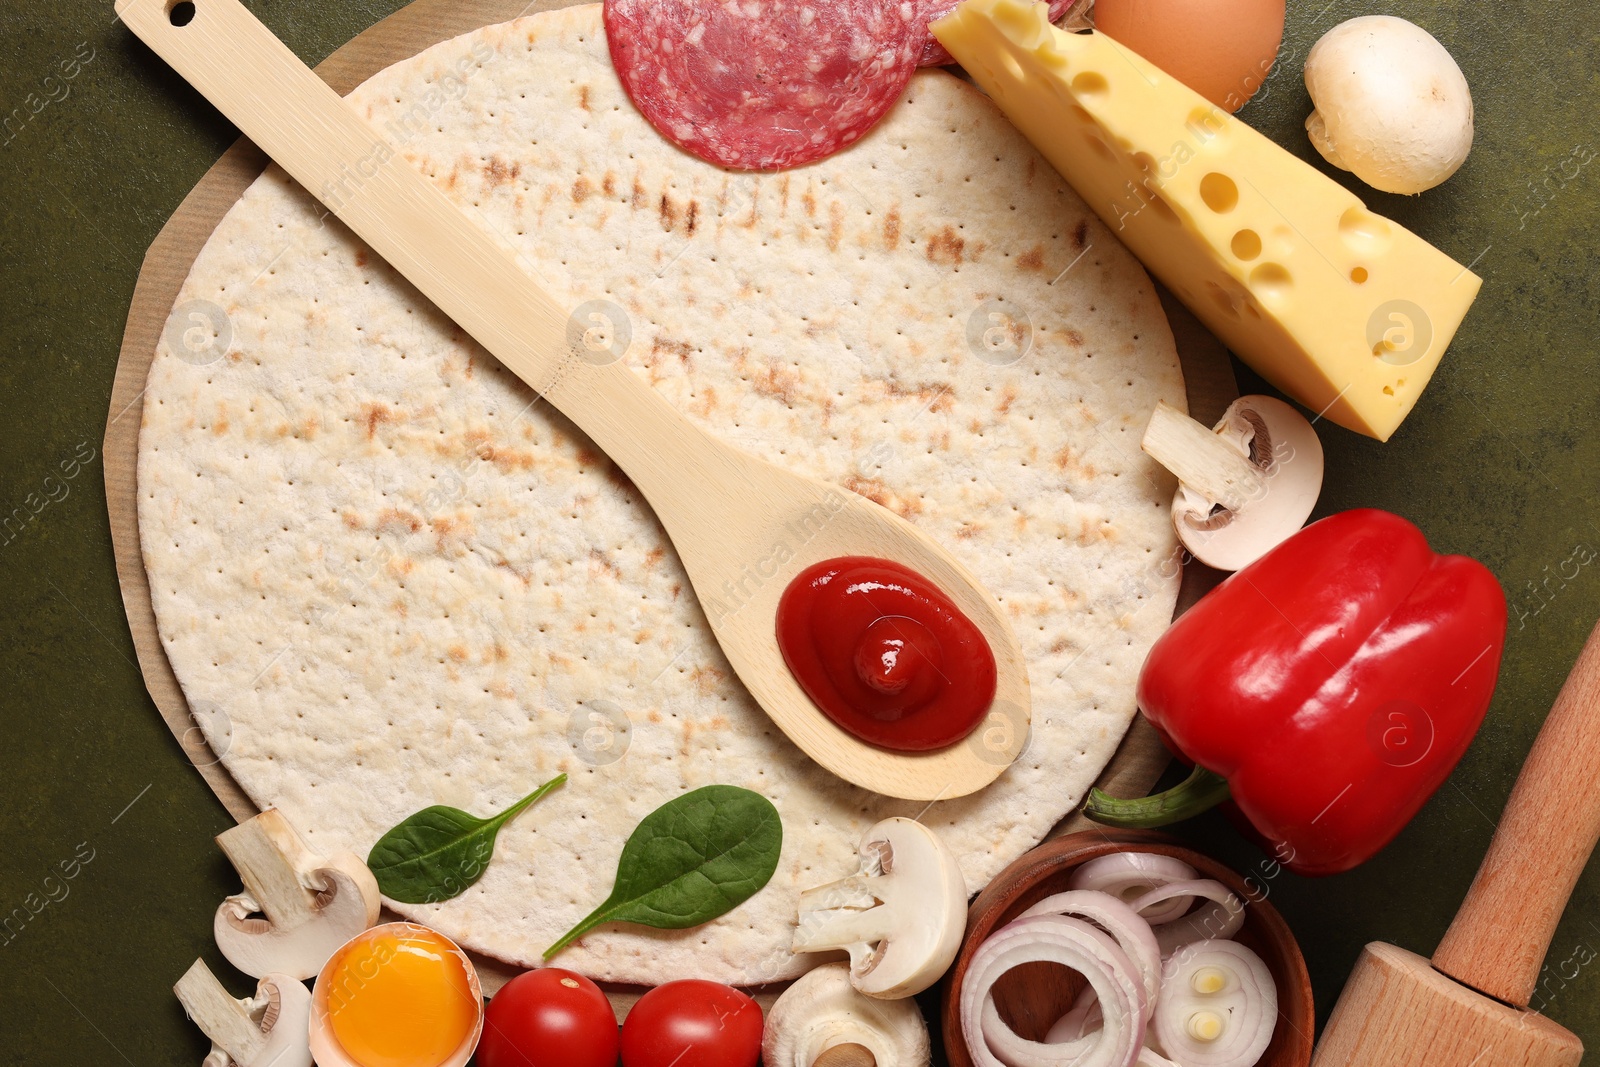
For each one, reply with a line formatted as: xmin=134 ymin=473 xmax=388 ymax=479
xmin=1072 ymin=71 xmax=1110 ymax=97
xmin=1206 ymin=280 xmax=1243 ymax=320
xmin=1249 ymin=262 xmax=1292 ymax=300
xmin=1231 ymin=229 xmax=1262 ymax=260
xmin=1199 ymin=172 xmax=1239 ymax=213
xmin=1339 ymin=207 xmax=1394 ymax=254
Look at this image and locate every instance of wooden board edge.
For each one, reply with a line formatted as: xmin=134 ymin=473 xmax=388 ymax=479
xmin=104 ymin=0 xmax=1237 ymax=990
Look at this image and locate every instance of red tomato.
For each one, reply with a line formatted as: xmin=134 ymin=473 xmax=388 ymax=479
xmin=620 ymin=979 xmax=762 ymax=1067
xmin=477 ymin=968 xmax=619 ymax=1067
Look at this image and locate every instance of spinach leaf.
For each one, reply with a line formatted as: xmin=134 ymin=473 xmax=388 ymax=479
xmin=368 ymin=773 xmax=566 ymax=904
xmin=544 ymin=784 xmax=782 ymax=958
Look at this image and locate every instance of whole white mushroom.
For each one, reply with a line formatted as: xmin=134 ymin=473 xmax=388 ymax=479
xmin=1303 ymin=15 xmax=1474 ymax=194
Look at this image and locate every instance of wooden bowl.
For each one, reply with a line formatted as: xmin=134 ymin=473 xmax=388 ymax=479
xmin=940 ymin=829 xmax=1314 ymax=1067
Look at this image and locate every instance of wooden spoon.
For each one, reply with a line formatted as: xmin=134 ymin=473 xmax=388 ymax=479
xmin=116 ymin=0 xmax=1030 ymax=800
xmin=1312 ymin=616 xmax=1600 ymax=1066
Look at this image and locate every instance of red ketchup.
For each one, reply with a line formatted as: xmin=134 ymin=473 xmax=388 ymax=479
xmin=775 ymin=557 xmax=997 ymax=751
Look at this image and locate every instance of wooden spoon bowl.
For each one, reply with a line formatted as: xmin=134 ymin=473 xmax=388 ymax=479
xmin=940 ymin=829 xmax=1314 ymax=1067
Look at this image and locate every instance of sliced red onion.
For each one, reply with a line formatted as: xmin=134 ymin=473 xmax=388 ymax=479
xmin=1044 ymin=987 xmax=1101 ymax=1043
xmin=1020 ymin=890 xmax=1163 ymax=1009
xmin=1132 ymin=880 xmax=1245 ymax=956
xmin=1068 ymin=853 xmax=1199 ymax=924
xmin=961 ymin=914 xmax=1146 ymax=1067
xmin=1155 ymin=939 xmax=1277 ymax=1067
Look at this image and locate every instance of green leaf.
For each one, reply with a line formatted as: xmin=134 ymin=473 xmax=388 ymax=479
xmin=544 ymin=784 xmax=782 ymax=958
xmin=368 ymin=773 xmax=567 ymax=904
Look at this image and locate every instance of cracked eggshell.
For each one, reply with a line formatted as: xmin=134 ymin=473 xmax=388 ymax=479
xmin=308 ymin=922 xmax=483 ymax=1067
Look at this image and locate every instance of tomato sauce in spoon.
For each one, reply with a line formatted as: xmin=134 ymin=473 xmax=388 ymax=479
xmin=776 ymin=557 xmax=997 ymax=751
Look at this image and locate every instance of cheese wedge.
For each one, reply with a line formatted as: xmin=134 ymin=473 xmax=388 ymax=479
xmin=932 ymin=0 xmax=1481 ymax=441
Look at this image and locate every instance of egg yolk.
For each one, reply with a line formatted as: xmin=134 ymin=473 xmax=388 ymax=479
xmin=326 ymin=928 xmax=478 ymax=1067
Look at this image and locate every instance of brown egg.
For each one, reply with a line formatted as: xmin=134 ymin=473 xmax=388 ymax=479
xmin=1093 ymin=0 xmax=1286 ymax=113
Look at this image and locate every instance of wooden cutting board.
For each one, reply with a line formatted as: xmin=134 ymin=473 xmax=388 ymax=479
xmin=102 ymin=0 xmax=1237 ymax=998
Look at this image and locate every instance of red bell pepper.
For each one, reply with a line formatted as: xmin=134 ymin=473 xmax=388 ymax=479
xmin=1086 ymin=509 xmax=1507 ymax=876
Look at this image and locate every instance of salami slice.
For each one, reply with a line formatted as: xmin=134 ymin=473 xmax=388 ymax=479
xmin=604 ymin=0 xmax=920 ymax=172
xmin=916 ymin=0 xmax=1075 ymax=66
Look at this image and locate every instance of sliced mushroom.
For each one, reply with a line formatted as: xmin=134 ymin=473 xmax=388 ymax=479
xmin=763 ymin=963 xmax=931 ymax=1067
xmin=1141 ymin=395 xmax=1323 ymax=572
xmin=791 ymin=818 xmax=966 ymax=999
xmin=174 ymin=959 xmax=312 ymax=1067
xmin=213 ymin=809 xmax=380 ymax=980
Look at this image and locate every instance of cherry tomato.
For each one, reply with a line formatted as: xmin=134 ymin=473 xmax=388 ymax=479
xmin=477 ymin=968 xmax=619 ymax=1067
xmin=620 ymin=979 xmax=762 ymax=1067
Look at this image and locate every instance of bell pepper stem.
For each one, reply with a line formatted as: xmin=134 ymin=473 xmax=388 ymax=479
xmin=1083 ymin=765 xmax=1232 ymax=828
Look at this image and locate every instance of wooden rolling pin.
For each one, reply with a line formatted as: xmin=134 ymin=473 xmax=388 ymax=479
xmin=1313 ymin=617 xmax=1600 ymax=1066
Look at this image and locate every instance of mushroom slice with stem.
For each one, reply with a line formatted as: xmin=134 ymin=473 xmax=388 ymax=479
xmin=174 ymin=959 xmax=313 ymax=1067
xmin=213 ymin=808 xmax=381 ymax=980
xmin=791 ymin=818 xmax=967 ymax=999
xmin=763 ymin=962 xmax=931 ymax=1067
xmin=1141 ymin=395 xmax=1323 ymax=573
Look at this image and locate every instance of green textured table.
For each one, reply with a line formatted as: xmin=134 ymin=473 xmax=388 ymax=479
xmin=1 ymin=0 xmax=1596 ymax=1063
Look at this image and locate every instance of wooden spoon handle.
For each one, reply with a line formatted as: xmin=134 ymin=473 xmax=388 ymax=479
xmin=114 ymin=0 xmax=702 ymax=494
xmin=118 ymin=0 xmax=574 ymax=386
xmin=1433 ymin=616 xmax=1600 ymax=1007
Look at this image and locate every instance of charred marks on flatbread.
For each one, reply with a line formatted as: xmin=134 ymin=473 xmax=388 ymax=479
xmin=883 ymin=205 xmax=902 ymax=250
xmin=689 ymin=665 xmax=726 ymax=696
xmin=646 ymin=338 xmax=695 ymax=385
xmin=495 ymin=559 xmax=533 ymax=588
xmin=463 ymin=429 xmax=539 ymax=474
xmin=361 ymin=402 xmax=392 ymax=440
xmin=572 ymin=176 xmax=593 ymax=203
xmin=827 ymin=201 xmax=845 ymax=252
xmin=1054 ymin=444 xmax=1099 ymax=483
xmin=925 ymin=225 xmax=964 ymax=266
xmin=430 ymin=514 xmax=474 ymax=553
xmin=375 ymin=508 xmax=423 ymax=536
xmin=842 ymin=475 xmax=922 ymax=520
xmin=588 ymin=548 xmax=620 ymax=581
xmin=882 ymin=377 xmax=954 ymax=415
xmin=1016 ymin=244 xmax=1046 ymax=272
xmin=482 ymin=156 xmax=521 ymax=190
xmin=1072 ymin=218 xmax=1091 ymax=250
xmin=575 ymin=444 xmax=636 ymax=495
xmin=750 ymin=359 xmax=801 ymax=407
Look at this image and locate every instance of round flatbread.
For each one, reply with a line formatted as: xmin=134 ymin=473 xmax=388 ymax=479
xmin=605 ymin=0 xmax=919 ymax=170
xmin=138 ymin=3 xmax=1184 ymax=985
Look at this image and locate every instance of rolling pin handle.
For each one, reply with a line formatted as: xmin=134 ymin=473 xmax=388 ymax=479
xmin=1433 ymin=616 xmax=1600 ymax=1007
